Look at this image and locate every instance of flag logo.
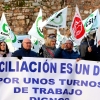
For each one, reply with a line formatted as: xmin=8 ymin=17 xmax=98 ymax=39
xmin=72 ymin=14 xmax=85 ymax=39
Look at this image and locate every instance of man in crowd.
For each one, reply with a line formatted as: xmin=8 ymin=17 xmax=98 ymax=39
xmin=12 ymin=38 xmax=38 ymax=57
xmin=39 ymin=28 xmax=57 ymax=58
xmin=54 ymin=40 xmax=80 ymax=61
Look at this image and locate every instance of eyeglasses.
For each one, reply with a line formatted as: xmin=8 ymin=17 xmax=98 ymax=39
xmin=48 ymin=35 xmax=56 ymax=39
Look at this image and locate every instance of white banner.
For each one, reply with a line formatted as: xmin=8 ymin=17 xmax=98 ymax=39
xmin=0 ymin=57 xmax=100 ymax=100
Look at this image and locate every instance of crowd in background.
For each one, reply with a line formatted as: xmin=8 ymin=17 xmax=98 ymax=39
xmin=0 ymin=28 xmax=99 ymax=62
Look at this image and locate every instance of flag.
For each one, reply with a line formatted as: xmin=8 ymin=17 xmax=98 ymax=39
xmin=0 ymin=12 xmax=10 ymax=38
xmin=40 ymin=7 xmax=67 ymax=29
xmin=30 ymin=35 xmax=42 ymax=53
xmin=95 ymin=26 xmax=100 ymax=47
xmin=28 ymin=8 xmax=44 ymax=43
xmin=56 ymin=29 xmax=64 ymax=48
xmin=70 ymin=5 xmax=85 ymax=45
xmin=83 ymin=9 xmax=100 ymax=34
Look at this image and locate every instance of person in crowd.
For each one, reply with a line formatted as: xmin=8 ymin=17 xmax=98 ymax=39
xmin=39 ymin=28 xmax=57 ymax=58
xmin=0 ymin=41 xmax=12 ymax=57
xmin=54 ymin=40 xmax=80 ymax=61
xmin=79 ymin=37 xmax=88 ymax=59
xmin=12 ymin=38 xmax=37 ymax=58
xmin=85 ymin=40 xmax=100 ymax=61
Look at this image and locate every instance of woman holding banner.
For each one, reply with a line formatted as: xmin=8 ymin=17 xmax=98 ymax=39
xmin=0 ymin=41 xmax=12 ymax=57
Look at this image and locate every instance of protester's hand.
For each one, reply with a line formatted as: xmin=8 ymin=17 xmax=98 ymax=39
xmin=88 ymin=46 xmax=92 ymax=52
xmin=39 ymin=48 xmax=43 ymax=55
xmin=17 ymin=56 xmax=22 ymax=60
xmin=76 ymin=58 xmax=81 ymax=62
xmin=3 ymin=54 xmax=7 ymax=57
xmin=61 ymin=43 xmax=66 ymax=49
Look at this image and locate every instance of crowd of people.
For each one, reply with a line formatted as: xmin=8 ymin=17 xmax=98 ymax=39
xmin=0 ymin=28 xmax=99 ymax=62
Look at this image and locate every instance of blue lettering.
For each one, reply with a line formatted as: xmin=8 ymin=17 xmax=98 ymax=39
xmin=32 ymin=78 xmax=39 ymax=84
xmin=40 ymin=78 xmax=47 ymax=84
xmin=4 ymin=78 xmax=11 ymax=84
xmin=22 ymin=87 xmax=28 ymax=93
xmin=93 ymin=65 xmax=99 ymax=75
xmin=0 ymin=78 xmax=3 ymax=82
xmin=59 ymin=79 xmax=66 ymax=85
xmin=24 ymin=78 xmax=31 ymax=84
xmin=73 ymin=80 xmax=80 ymax=86
xmin=40 ymin=88 xmax=46 ymax=94
xmin=56 ymin=88 xmax=62 ymax=94
xmin=43 ymin=61 xmax=49 ymax=73
xmin=9 ymin=61 xmax=15 ymax=72
xmin=29 ymin=62 xmax=37 ymax=72
xmin=81 ymin=80 xmax=88 ymax=86
xmin=0 ymin=62 xmax=4 ymax=72
xmin=89 ymin=81 xmax=96 ymax=87
xmin=12 ymin=78 xmax=19 ymax=84
xmin=75 ymin=64 xmax=90 ymax=75
xmin=16 ymin=61 xmax=19 ymax=72
xmin=63 ymin=89 xmax=68 ymax=94
xmin=20 ymin=61 xmax=28 ymax=72
xmin=67 ymin=79 xmax=72 ymax=85
xmin=30 ymin=97 xmax=36 ymax=100
xmin=75 ymin=89 xmax=82 ymax=95
xmin=69 ymin=89 xmax=74 ymax=95
xmin=14 ymin=87 xmax=21 ymax=93
xmin=67 ymin=63 xmax=72 ymax=74
xmin=49 ymin=79 xmax=55 ymax=85
xmin=38 ymin=62 xmax=41 ymax=72
xmin=32 ymin=87 xmax=39 ymax=93
xmin=60 ymin=63 xmax=66 ymax=73
xmin=50 ymin=63 xmax=57 ymax=73
xmin=47 ymin=88 xmax=54 ymax=94
xmin=98 ymin=82 xmax=100 ymax=88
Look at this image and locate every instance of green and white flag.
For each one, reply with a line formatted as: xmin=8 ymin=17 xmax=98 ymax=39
xmin=0 ymin=12 xmax=10 ymax=38
xmin=30 ymin=36 xmax=42 ymax=53
xmin=28 ymin=8 xmax=44 ymax=44
xmin=83 ymin=9 xmax=100 ymax=34
xmin=56 ymin=29 xmax=64 ymax=48
xmin=40 ymin=7 xmax=67 ymax=29
xmin=0 ymin=12 xmax=21 ymax=48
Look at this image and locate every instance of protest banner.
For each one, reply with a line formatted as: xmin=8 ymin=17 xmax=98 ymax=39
xmin=0 ymin=57 xmax=100 ymax=100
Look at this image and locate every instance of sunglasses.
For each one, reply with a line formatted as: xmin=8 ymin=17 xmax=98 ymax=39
xmin=48 ymin=35 xmax=56 ymax=39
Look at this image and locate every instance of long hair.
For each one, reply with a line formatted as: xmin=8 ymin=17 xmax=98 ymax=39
xmin=0 ymin=42 xmax=9 ymax=54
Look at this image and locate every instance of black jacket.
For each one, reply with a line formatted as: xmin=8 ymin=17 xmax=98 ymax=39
xmin=12 ymin=48 xmax=38 ymax=57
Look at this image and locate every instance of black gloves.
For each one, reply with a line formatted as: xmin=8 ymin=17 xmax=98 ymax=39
xmin=39 ymin=47 xmax=43 ymax=57
xmin=17 ymin=56 xmax=22 ymax=60
xmin=3 ymin=54 xmax=7 ymax=57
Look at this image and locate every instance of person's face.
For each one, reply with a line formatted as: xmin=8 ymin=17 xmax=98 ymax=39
xmin=50 ymin=40 xmax=56 ymax=48
xmin=0 ymin=42 xmax=6 ymax=51
xmin=65 ymin=40 xmax=73 ymax=50
xmin=23 ymin=39 xmax=32 ymax=50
